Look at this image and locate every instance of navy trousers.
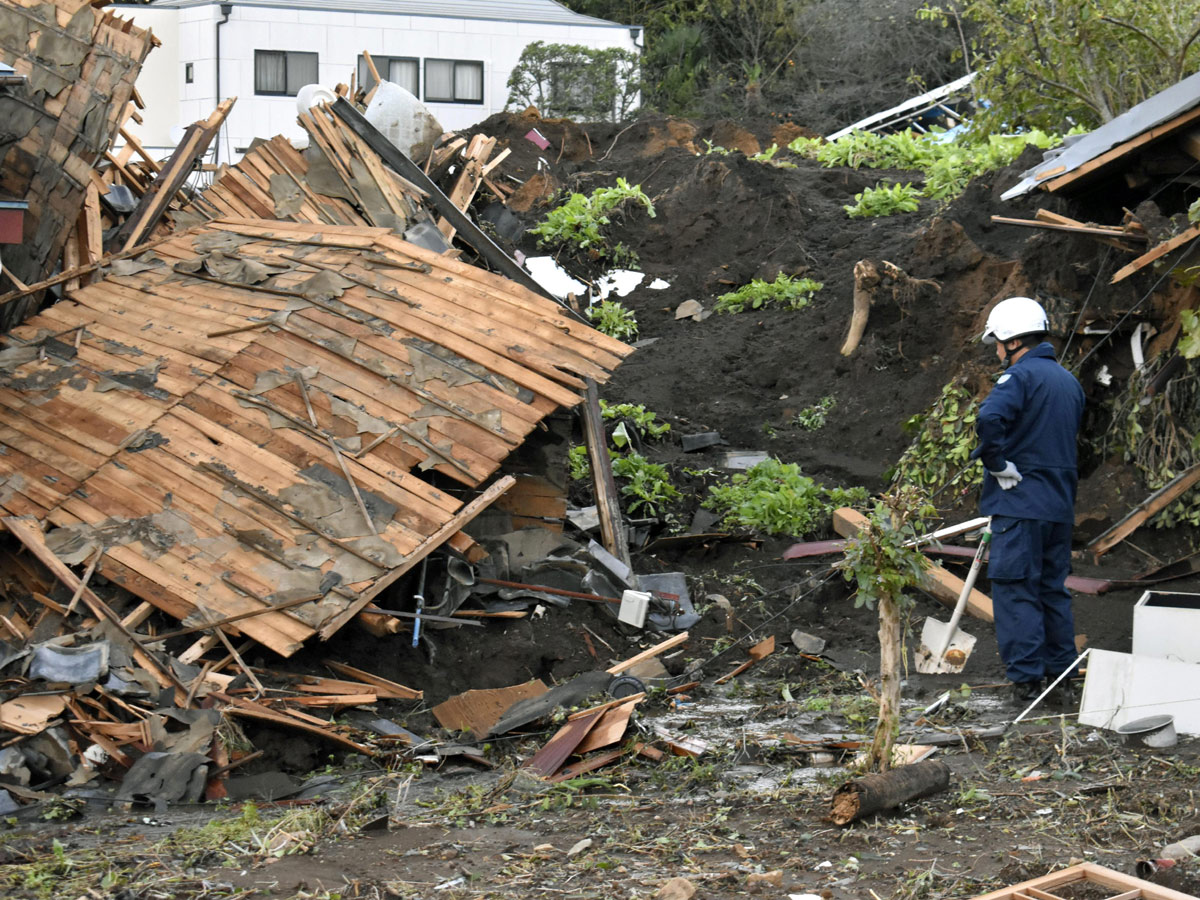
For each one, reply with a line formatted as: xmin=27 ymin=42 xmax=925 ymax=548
xmin=987 ymin=516 xmax=1077 ymax=685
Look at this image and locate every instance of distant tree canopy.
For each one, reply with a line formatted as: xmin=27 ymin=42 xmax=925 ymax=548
xmin=923 ymin=1 xmax=1200 ymax=133
xmin=561 ymin=0 xmax=1200 ymax=135
xmin=560 ymin=0 xmax=969 ymax=131
xmin=506 ymin=42 xmax=641 ymax=122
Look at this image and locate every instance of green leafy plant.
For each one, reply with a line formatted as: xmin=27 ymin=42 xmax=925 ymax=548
xmin=795 ymin=127 xmax=1069 ymax=205
xmin=844 ymin=181 xmax=923 ymax=218
xmin=600 ymin=400 xmax=671 ymax=440
xmin=702 ymin=139 xmax=732 ymax=155
xmin=587 ymin=300 xmax=639 ymax=340
xmin=531 ymin=178 xmax=655 ymax=266
xmin=1181 ymin=309 xmax=1200 ymax=359
xmin=568 ymin=444 xmax=591 ymax=481
xmin=890 ymin=379 xmax=982 ymax=497
xmin=714 ymin=274 xmax=823 ymax=314
xmin=796 ymin=396 xmax=837 ymax=431
xmin=611 ymin=451 xmax=680 ymax=514
xmin=704 ymin=457 xmax=867 ymax=536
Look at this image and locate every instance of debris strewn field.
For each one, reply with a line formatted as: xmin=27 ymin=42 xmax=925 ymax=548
xmin=4 ymin=6 xmax=1200 ymax=899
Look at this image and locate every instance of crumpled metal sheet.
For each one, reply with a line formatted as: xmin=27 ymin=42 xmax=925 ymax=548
xmin=28 ymin=641 xmax=110 ymax=685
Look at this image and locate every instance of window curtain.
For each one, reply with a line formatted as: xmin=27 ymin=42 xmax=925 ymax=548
xmin=286 ymin=52 xmax=319 ymax=96
xmin=426 ymin=59 xmax=453 ymax=101
xmin=390 ymin=58 xmax=419 ymax=96
xmin=454 ymin=62 xmax=483 ymax=102
xmin=255 ymin=51 xmax=286 ymax=93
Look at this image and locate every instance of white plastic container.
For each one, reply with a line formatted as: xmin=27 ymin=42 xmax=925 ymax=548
xmin=1132 ymin=590 xmax=1200 ymax=664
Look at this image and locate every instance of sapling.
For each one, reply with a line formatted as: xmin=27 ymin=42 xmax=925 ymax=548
xmin=836 ymin=487 xmax=931 ymax=771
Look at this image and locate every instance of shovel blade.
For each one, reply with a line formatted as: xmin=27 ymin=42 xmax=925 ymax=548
xmin=915 ymin=616 xmax=977 ymax=674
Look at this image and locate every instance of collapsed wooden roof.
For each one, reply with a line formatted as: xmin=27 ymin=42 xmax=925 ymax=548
xmin=0 ymin=218 xmax=631 ymax=655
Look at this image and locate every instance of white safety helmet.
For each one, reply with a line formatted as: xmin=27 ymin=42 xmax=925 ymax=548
xmin=981 ymin=296 xmax=1048 ymax=344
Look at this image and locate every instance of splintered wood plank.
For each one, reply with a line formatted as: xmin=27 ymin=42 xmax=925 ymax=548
xmin=320 ymin=660 xmax=422 ymax=699
xmin=1111 ymin=222 xmax=1200 ymax=283
xmin=1087 ymin=462 xmax=1200 ymax=558
xmin=522 ymin=709 xmax=605 ymax=778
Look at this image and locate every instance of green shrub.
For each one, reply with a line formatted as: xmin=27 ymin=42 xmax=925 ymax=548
xmin=530 ymin=178 xmax=655 ymax=266
xmin=587 ymin=300 xmax=638 ymax=340
xmin=704 ymin=458 xmax=867 ymax=536
xmin=844 ymin=182 xmax=922 ymax=218
xmin=890 ymin=381 xmax=982 ymax=496
xmin=714 ymin=274 xmax=823 ymax=314
xmin=611 ymin=451 xmax=680 ymax=514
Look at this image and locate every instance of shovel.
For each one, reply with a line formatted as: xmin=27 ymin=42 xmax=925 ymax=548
xmin=916 ymin=518 xmax=991 ymax=674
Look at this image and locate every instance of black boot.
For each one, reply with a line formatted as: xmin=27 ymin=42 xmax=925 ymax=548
xmin=1010 ymin=680 xmax=1045 ymax=705
xmin=1046 ymin=677 xmax=1078 ymax=710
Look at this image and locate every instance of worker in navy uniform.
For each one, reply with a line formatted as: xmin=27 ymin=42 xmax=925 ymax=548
xmin=973 ymin=296 xmax=1086 ymax=706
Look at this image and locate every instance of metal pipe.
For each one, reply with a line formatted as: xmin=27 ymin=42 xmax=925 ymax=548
xmin=214 ymin=3 xmax=233 ymax=165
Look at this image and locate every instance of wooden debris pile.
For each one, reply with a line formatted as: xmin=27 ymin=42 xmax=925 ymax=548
xmin=0 ymin=0 xmax=157 ymax=324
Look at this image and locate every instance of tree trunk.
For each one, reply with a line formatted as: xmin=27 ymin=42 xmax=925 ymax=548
xmin=866 ymin=590 xmax=901 ymax=772
xmin=829 ymin=760 xmax=951 ymax=825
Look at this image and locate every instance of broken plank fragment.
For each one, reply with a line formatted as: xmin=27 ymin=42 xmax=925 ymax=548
xmin=321 ymin=660 xmax=423 ymax=700
xmin=433 ymin=679 xmax=548 ymax=739
xmin=522 ymin=708 xmax=605 ymax=777
xmin=1086 ymin=462 xmax=1200 ymax=560
xmin=606 ymin=632 xmax=689 ymax=675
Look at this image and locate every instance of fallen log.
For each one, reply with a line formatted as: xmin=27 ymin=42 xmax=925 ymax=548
xmin=829 ymin=759 xmax=951 ymax=824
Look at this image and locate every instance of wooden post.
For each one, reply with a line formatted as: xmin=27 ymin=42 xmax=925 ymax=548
xmin=582 ymin=378 xmax=630 ymax=570
xmin=830 ymin=760 xmax=951 ymax=824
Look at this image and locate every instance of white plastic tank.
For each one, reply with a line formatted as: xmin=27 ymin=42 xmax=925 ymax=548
xmin=364 ymin=81 xmax=443 ymax=161
xmin=295 ymin=83 xmax=338 ymax=114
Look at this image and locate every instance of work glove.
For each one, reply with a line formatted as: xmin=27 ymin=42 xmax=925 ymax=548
xmin=989 ymin=461 xmax=1022 ymax=491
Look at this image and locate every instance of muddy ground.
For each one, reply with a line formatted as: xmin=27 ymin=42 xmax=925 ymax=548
xmin=4 ymin=112 xmax=1200 ymax=897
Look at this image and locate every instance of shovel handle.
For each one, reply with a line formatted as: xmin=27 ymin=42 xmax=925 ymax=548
xmin=932 ymin=521 xmax=991 ymax=663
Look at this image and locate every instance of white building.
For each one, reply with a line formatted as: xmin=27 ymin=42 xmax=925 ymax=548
xmin=117 ymin=0 xmax=639 ymax=161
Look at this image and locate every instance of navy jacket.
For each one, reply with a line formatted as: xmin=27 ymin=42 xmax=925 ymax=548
xmin=972 ymin=343 xmax=1085 ymax=524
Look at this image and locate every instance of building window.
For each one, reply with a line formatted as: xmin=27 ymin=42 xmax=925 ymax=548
xmin=185 ymin=62 xmax=194 ymax=84
xmin=254 ymin=50 xmax=319 ymax=97
xmin=357 ymin=55 xmax=418 ymax=96
xmin=424 ymin=59 xmax=483 ymax=104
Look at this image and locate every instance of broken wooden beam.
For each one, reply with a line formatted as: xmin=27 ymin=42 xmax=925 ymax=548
xmin=606 ymin=632 xmax=689 ymax=675
xmin=112 ymin=98 xmax=236 ymax=252
xmin=582 ymin=378 xmax=631 ymax=569
xmin=833 ymin=508 xmax=993 ymax=622
xmin=1086 ymin=462 xmax=1200 ymax=560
